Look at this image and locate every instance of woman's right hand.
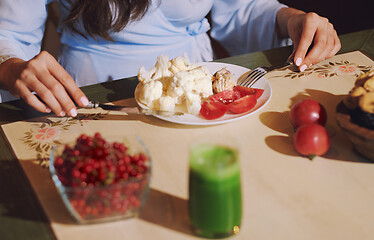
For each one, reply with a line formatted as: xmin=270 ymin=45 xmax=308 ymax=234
xmin=0 ymin=51 xmax=88 ymax=117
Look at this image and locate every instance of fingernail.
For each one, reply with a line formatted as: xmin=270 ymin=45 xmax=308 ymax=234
xmin=300 ymin=64 xmax=307 ymax=72
xmin=80 ymin=97 xmax=89 ymax=106
xmin=70 ymin=108 xmax=77 ymax=117
xmin=45 ymin=108 xmax=51 ymax=113
xmin=59 ymin=111 xmax=66 ymax=117
xmin=296 ymin=58 xmax=302 ymax=66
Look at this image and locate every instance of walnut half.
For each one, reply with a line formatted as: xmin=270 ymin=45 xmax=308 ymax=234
xmin=344 ymin=70 xmax=374 ymax=114
xmin=212 ymin=68 xmax=236 ymax=93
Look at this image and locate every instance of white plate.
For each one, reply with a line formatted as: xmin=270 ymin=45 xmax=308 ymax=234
xmin=135 ymin=62 xmax=272 ymax=125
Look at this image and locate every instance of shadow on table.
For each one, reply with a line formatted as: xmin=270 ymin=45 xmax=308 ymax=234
xmin=260 ymin=89 xmax=373 ymax=163
xmin=0 ymin=159 xmax=50 ymax=223
xmin=139 ymin=188 xmax=193 ymax=235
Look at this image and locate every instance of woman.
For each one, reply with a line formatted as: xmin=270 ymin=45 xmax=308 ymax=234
xmin=0 ymin=0 xmax=340 ymax=117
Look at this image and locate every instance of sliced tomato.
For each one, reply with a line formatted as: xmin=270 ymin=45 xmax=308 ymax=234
xmin=210 ymin=90 xmax=240 ymax=104
xmin=200 ymin=86 xmax=262 ymax=119
xmin=229 ymin=94 xmax=257 ymax=114
xmin=233 ymin=86 xmax=264 ymax=99
xmin=200 ymin=100 xmax=229 ymax=120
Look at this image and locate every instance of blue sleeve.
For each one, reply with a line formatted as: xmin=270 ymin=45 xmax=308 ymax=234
xmin=210 ymin=0 xmax=291 ymax=56
xmin=0 ymin=0 xmax=53 ymax=60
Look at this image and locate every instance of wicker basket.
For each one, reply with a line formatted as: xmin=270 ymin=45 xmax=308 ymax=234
xmin=336 ymin=101 xmax=374 ymax=161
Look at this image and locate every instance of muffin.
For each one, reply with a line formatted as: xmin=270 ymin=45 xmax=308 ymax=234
xmin=336 ymin=70 xmax=374 ymax=160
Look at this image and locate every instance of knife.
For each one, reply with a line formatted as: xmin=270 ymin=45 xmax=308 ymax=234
xmin=86 ymin=101 xmax=184 ymax=116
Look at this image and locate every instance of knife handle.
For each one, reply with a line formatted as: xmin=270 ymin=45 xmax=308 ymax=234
xmin=87 ymin=101 xmax=99 ymax=108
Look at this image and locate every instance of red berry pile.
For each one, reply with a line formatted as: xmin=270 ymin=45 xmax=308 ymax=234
xmin=53 ymin=133 xmax=150 ymax=221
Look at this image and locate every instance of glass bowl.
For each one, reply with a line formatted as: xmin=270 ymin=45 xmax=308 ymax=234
xmin=49 ymin=134 xmax=152 ymax=224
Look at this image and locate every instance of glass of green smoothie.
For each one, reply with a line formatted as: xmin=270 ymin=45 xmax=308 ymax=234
xmin=188 ymin=138 xmax=242 ymax=238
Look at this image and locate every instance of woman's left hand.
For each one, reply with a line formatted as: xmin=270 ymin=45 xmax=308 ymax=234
xmin=277 ymin=8 xmax=341 ymax=72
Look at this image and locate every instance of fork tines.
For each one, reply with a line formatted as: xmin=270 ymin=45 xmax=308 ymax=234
xmin=240 ymin=68 xmax=267 ymax=88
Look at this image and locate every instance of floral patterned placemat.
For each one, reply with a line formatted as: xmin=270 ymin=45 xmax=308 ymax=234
xmin=17 ymin=110 xmax=108 ymax=167
xmin=268 ymin=52 xmax=372 ymax=79
xmin=1 ymin=50 xmax=373 ymax=240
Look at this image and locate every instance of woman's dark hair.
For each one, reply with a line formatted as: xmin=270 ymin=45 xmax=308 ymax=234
xmin=63 ymin=0 xmax=151 ymax=41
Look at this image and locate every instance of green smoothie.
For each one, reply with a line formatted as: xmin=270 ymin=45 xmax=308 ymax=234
xmin=189 ymin=143 xmax=242 ymax=238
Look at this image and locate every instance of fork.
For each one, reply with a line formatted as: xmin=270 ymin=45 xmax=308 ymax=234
xmin=239 ymin=61 xmax=295 ymax=88
xmin=239 ymin=66 xmax=271 ymax=88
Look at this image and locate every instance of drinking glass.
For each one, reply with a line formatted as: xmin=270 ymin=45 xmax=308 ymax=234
xmin=188 ymin=137 xmax=242 ymax=238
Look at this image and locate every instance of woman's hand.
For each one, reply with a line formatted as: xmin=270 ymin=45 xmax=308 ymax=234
xmin=0 ymin=51 xmax=88 ymax=117
xmin=277 ymin=8 xmax=341 ymax=71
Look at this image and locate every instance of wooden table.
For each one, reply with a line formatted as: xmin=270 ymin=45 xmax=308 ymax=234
xmin=1 ymin=29 xmax=374 ymax=240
